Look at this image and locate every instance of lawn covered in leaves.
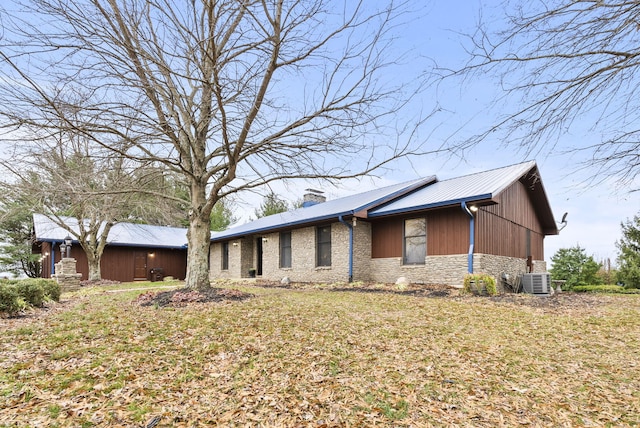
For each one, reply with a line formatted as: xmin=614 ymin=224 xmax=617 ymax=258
xmin=1 ymin=283 xmax=639 ymax=427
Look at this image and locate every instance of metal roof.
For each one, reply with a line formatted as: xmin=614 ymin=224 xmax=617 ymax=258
xmin=33 ymin=214 xmax=188 ymax=249
xmin=210 ymin=176 xmax=436 ymax=241
xmin=211 ymin=160 xmax=558 ymax=240
xmin=368 ymin=161 xmax=558 ymax=235
xmin=369 ymin=161 xmax=538 ymax=216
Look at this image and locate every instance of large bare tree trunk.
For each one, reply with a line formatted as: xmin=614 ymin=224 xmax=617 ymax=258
xmin=185 ymin=212 xmax=213 ymax=291
xmin=86 ymin=255 xmax=101 ymax=282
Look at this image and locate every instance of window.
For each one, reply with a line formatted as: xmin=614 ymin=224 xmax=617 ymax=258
xmin=280 ymin=231 xmax=292 ymax=268
xmin=221 ymin=242 xmax=229 ymax=270
xmin=403 ymin=218 xmax=426 ymax=265
xmin=316 ymin=225 xmax=331 ymax=267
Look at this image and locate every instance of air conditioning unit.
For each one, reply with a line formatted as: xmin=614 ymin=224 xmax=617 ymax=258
xmin=521 ymin=273 xmax=550 ymax=295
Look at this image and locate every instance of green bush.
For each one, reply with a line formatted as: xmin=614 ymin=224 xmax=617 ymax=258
xmin=0 ymin=284 xmax=27 ymax=316
xmin=463 ymin=273 xmax=498 ymax=296
xmin=38 ymin=279 xmax=61 ymax=302
xmin=15 ymin=280 xmax=46 ymax=307
xmin=573 ymin=285 xmax=640 ymax=294
xmin=0 ymin=279 xmax=60 ymax=316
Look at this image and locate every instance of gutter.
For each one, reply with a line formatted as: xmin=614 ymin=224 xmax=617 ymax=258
xmin=338 ymin=215 xmax=354 ymax=283
xmin=461 ymin=201 xmax=475 ymax=274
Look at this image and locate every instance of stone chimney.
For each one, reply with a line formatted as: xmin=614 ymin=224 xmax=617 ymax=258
xmin=302 ymin=188 xmax=326 ymax=207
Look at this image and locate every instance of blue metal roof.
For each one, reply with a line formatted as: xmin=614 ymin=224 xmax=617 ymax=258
xmin=210 ymin=176 xmax=435 ymax=241
xmin=33 ymin=214 xmax=188 ymax=249
xmin=369 ymin=161 xmax=539 ymax=217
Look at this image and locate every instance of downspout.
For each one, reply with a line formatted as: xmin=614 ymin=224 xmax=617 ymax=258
xmin=50 ymin=241 xmax=57 ymax=276
xmin=338 ymin=215 xmax=354 ymax=283
xmin=461 ymin=202 xmax=474 ymax=274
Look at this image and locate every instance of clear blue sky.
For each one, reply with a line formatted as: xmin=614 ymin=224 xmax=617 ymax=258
xmin=240 ymin=0 xmax=640 ymax=267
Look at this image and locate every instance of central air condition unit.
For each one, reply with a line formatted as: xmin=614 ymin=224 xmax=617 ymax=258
xmin=521 ymin=273 xmax=550 ymax=295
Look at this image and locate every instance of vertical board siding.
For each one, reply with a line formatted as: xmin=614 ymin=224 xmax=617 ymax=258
xmin=39 ymin=245 xmax=187 ymax=282
xmin=484 ymin=180 xmax=543 ymax=234
xmin=371 ymin=218 xmax=403 ymax=258
xmin=476 ymin=180 xmax=545 ymax=260
xmin=426 ymin=208 xmax=469 ymax=255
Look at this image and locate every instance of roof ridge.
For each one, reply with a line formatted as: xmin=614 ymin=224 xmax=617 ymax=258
xmin=437 ymin=160 xmax=536 ymax=183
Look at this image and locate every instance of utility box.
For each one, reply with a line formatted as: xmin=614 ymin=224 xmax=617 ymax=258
xmin=149 ymin=267 xmax=164 ymax=282
xmin=522 ymin=273 xmax=551 ymax=295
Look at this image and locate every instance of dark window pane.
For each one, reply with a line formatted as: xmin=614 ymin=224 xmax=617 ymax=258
xmin=222 ymin=242 xmax=229 ymax=270
xmin=280 ymin=231 xmax=292 ymax=268
xmin=317 ymin=225 xmax=331 ymax=267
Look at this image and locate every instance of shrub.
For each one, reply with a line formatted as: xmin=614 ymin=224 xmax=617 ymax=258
xmin=38 ymin=279 xmax=61 ymax=302
xmin=0 ymin=284 xmax=27 ymax=316
xmin=0 ymin=279 xmax=60 ymax=316
xmin=573 ymin=285 xmax=640 ymax=294
xmin=463 ymin=274 xmax=498 ymax=296
xmin=15 ymin=280 xmax=46 ymax=307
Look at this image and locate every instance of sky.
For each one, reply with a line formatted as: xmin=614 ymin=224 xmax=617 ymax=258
xmin=234 ymin=0 xmax=640 ymax=268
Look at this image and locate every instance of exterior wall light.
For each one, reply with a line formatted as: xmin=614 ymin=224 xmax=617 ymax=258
xmin=64 ymin=235 xmax=72 ymax=258
xmin=262 ymin=238 xmax=268 ymax=242
xmin=470 ymin=205 xmax=479 ymax=212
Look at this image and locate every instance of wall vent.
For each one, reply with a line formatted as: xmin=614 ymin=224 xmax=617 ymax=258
xmin=521 ymin=273 xmax=550 ymax=295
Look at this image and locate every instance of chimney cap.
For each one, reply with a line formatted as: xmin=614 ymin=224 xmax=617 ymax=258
xmin=304 ymin=188 xmax=324 ymax=194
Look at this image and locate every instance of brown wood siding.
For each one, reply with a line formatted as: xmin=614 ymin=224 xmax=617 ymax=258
xmin=475 ymin=209 xmax=545 ymax=260
xmin=484 ymin=181 xmax=543 ymax=234
xmin=426 ymin=208 xmax=469 ymax=255
xmin=37 ymin=242 xmax=52 ymax=278
xmin=38 ymin=244 xmax=187 ymax=282
xmin=371 ymin=218 xmax=403 ymax=258
xmin=476 ymin=180 xmax=545 ymax=260
xmin=371 ymin=208 xmax=469 ymax=258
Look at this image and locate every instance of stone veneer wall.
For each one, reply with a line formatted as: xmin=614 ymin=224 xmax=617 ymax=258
xmin=52 ymin=258 xmax=82 ymax=291
xmin=209 ymin=239 xmax=243 ymax=279
xmin=209 ymin=218 xmax=549 ymax=288
xmin=268 ymin=222 xmax=351 ymax=283
xmin=369 ymin=253 xmax=548 ymax=288
xmin=263 ymin=221 xmax=371 ymax=283
xmin=352 ymin=221 xmax=372 ymax=282
xmin=211 ymin=221 xmax=355 ymax=283
xmin=369 ymin=255 xmax=469 ymax=287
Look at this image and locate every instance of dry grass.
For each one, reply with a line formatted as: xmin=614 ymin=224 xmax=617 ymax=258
xmin=1 ymin=283 xmax=639 ymax=427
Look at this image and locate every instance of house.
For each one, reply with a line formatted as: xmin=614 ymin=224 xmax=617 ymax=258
xmin=209 ymin=161 xmax=558 ymax=287
xmin=33 ymin=214 xmax=188 ymax=282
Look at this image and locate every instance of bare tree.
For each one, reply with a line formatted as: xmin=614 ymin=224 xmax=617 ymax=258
xmin=449 ymin=0 xmax=640 ymax=191
xmin=0 ymin=129 xmax=185 ymax=281
xmin=0 ymin=0 xmax=433 ymax=290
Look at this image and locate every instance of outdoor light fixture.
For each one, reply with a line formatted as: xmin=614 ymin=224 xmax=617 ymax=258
xmin=232 ymin=242 xmax=239 ymax=247
xmin=352 ymin=217 xmax=357 ymax=227
xmin=470 ymin=205 xmax=478 ymax=212
xmin=64 ymin=235 xmax=72 ymax=258
xmin=59 ymin=242 xmax=67 ymax=258
xmin=262 ymin=238 xmax=268 ymax=242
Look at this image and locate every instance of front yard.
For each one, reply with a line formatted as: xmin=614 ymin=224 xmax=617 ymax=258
xmin=1 ymin=282 xmax=639 ymax=427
